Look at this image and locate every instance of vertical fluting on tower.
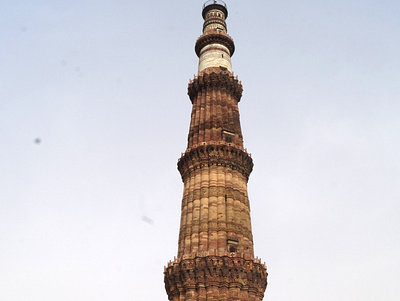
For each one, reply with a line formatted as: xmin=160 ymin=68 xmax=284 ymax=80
xmin=165 ymin=2 xmax=267 ymax=300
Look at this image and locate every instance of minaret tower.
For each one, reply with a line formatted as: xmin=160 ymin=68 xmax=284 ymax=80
xmin=165 ymin=1 xmax=268 ymax=300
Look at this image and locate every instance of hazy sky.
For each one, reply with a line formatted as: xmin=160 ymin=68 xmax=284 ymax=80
xmin=1 ymin=0 xmax=399 ymax=300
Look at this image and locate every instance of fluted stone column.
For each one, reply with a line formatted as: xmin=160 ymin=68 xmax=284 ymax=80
xmin=165 ymin=2 xmax=267 ymax=300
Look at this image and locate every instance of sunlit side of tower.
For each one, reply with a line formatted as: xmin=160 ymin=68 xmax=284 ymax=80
xmin=164 ymin=1 xmax=267 ymax=300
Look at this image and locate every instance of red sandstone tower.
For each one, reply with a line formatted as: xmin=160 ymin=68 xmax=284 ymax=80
xmin=164 ymin=1 xmax=268 ymax=300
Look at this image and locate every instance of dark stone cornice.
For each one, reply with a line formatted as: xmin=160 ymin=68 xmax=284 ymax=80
xmin=195 ymin=31 xmax=235 ymax=57
xmin=178 ymin=144 xmax=253 ymax=182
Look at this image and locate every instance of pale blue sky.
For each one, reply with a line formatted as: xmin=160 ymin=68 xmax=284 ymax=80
xmin=1 ymin=0 xmax=399 ymax=300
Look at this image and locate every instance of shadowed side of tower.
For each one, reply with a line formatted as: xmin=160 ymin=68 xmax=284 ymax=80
xmin=165 ymin=2 xmax=267 ymax=300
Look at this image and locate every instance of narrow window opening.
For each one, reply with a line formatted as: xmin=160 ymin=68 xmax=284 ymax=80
xmin=222 ymin=129 xmax=235 ymax=143
xmin=227 ymin=239 xmax=239 ymax=253
xmin=224 ymin=136 xmax=232 ymax=143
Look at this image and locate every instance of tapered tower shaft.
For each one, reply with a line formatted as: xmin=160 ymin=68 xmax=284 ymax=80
xmin=165 ymin=2 xmax=267 ymax=300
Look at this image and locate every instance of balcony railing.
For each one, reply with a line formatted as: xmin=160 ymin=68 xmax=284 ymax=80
xmin=203 ymin=0 xmax=227 ymax=10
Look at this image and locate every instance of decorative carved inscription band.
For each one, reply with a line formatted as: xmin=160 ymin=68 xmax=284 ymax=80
xmin=165 ymin=255 xmax=267 ymax=300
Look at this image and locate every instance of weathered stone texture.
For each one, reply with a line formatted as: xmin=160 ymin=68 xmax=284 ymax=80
xmin=165 ymin=255 xmax=267 ymax=301
xmin=165 ymin=2 xmax=267 ymax=300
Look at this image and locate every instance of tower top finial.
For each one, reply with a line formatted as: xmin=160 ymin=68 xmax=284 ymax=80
xmin=202 ymin=0 xmax=228 ymax=19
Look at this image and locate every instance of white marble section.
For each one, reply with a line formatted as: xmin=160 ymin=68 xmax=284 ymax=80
xmin=198 ymin=43 xmax=232 ymax=72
